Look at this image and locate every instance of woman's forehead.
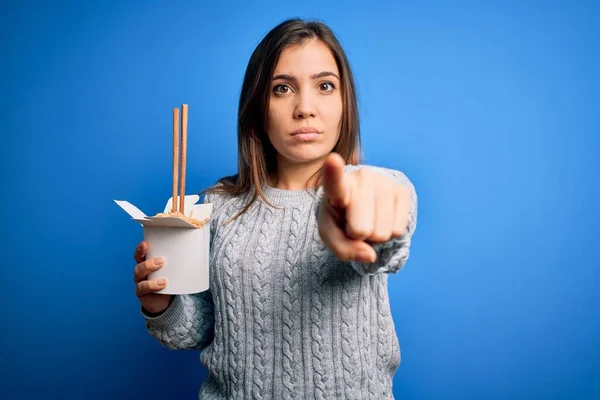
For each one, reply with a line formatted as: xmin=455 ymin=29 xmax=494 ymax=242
xmin=273 ymin=39 xmax=339 ymax=77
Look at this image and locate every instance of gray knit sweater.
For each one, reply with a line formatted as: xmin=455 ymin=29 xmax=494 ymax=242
xmin=143 ymin=165 xmax=418 ymax=399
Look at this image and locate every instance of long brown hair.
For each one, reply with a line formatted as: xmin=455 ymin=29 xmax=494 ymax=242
xmin=206 ymin=18 xmax=363 ymax=219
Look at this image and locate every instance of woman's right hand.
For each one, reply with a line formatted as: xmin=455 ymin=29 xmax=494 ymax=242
xmin=133 ymin=241 xmax=174 ymax=315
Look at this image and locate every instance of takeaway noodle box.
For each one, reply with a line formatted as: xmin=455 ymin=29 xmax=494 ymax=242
xmin=114 ymin=194 xmax=213 ymax=295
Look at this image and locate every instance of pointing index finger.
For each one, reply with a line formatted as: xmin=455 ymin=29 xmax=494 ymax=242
xmin=322 ymin=153 xmax=350 ymax=209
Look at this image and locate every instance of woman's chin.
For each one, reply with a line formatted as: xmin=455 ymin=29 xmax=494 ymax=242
xmin=280 ymin=148 xmax=332 ymax=165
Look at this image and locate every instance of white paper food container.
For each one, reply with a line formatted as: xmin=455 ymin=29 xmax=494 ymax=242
xmin=114 ymin=195 xmax=212 ymax=295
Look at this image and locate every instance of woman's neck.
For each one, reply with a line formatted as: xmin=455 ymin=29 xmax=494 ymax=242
xmin=271 ymin=156 xmax=325 ymax=191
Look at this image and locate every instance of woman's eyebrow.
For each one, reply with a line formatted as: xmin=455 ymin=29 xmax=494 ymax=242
xmin=311 ymin=71 xmax=340 ymax=81
xmin=272 ymin=71 xmax=340 ymax=83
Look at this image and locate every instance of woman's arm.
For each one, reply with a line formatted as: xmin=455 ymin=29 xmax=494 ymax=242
xmin=142 ymin=290 xmax=215 ymax=350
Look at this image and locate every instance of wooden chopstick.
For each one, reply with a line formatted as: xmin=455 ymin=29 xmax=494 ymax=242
xmin=179 ymin=104 xmax=188 ymax=215
xmin=172 ymin=107 xmax=180 ymax=213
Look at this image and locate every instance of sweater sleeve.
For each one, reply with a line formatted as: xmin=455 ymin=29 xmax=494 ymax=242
xmin=315 ymin=164 xmax=418 ymax=275
xmin=142 ymin=290 xmax=215 ymax=350
xmin=140 ymin=191 xmax=217 ymax=350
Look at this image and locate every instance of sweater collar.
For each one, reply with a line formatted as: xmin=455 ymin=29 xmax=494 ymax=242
xmin=260 ymin=185 xmax=319 ymax=207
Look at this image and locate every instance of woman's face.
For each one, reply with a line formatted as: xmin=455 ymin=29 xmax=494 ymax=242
xmin=266 ymin=39 xmax=343 ymax=167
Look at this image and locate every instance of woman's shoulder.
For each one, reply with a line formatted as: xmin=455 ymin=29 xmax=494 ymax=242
xmin=345 ymin=163 xmax=414 ymax=187
xmin=201 ymin=175 xmax=248 ymax=210
xmin=202 ymin=184 xmax=234 ymax=206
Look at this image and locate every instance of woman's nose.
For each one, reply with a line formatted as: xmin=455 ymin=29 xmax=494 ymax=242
xmin=294 ymin=93 xmax=317 ymax=119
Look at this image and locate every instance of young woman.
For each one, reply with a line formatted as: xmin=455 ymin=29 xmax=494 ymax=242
xmin=132 ymin=18 xmax=418 ymax=399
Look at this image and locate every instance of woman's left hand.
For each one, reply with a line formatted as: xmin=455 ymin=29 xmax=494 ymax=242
xmin=318 ymin=153 xmax=410 ymax=263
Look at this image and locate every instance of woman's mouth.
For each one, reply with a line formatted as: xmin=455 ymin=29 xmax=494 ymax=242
xmin=291 ymin=127 xmax=322 ymax=141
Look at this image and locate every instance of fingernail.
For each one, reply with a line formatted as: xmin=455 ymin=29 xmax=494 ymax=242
xmin=157 ymin=278 xmax=166 ymax=286
xmin=154 ymin=257 xmax=163 ymax=266
xmin=358 ymin=250 xmax=374 ymax=263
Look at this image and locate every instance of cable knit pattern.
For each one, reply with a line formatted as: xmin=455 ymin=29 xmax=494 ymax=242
xmin=209 ymin=193 xmax=243 ymax=397
xmin=144 ymin=291 xmax=215 ymax=350
xmin=310 ymin=224 xmax=335 ymax=399
xmin=281 ymin=206 xmax=306 ymax=400
xmin=375 ymin=274 xmax=394 ymax=398
xmin=340 ymin=260 xmax=361 ymax=399
xmin=251 ymin=205 xmax=276 ymax=399
xmin=222 ymin=207 xmax=251 ymax=398
xmin=361 ymin=277 xmax=378 ymax=398
xmin=141 ymin=165 xmax=417 ymax=399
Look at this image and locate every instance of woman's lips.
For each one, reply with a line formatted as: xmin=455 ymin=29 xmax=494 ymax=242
xmin=292 ymin=132 xmax=321 ymax=141
xmin=291 ymin=127 xmax=321 ymax=141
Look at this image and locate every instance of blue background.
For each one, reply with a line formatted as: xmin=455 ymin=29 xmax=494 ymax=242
xmin=1 ymin=1 xmax=599 ymax=399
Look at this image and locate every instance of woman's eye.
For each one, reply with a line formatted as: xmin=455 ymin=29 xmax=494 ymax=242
xmin=273 ymin=84 xmax=292 ymax=94
xmin=319 ymin=82 xmax=335 ymax=92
